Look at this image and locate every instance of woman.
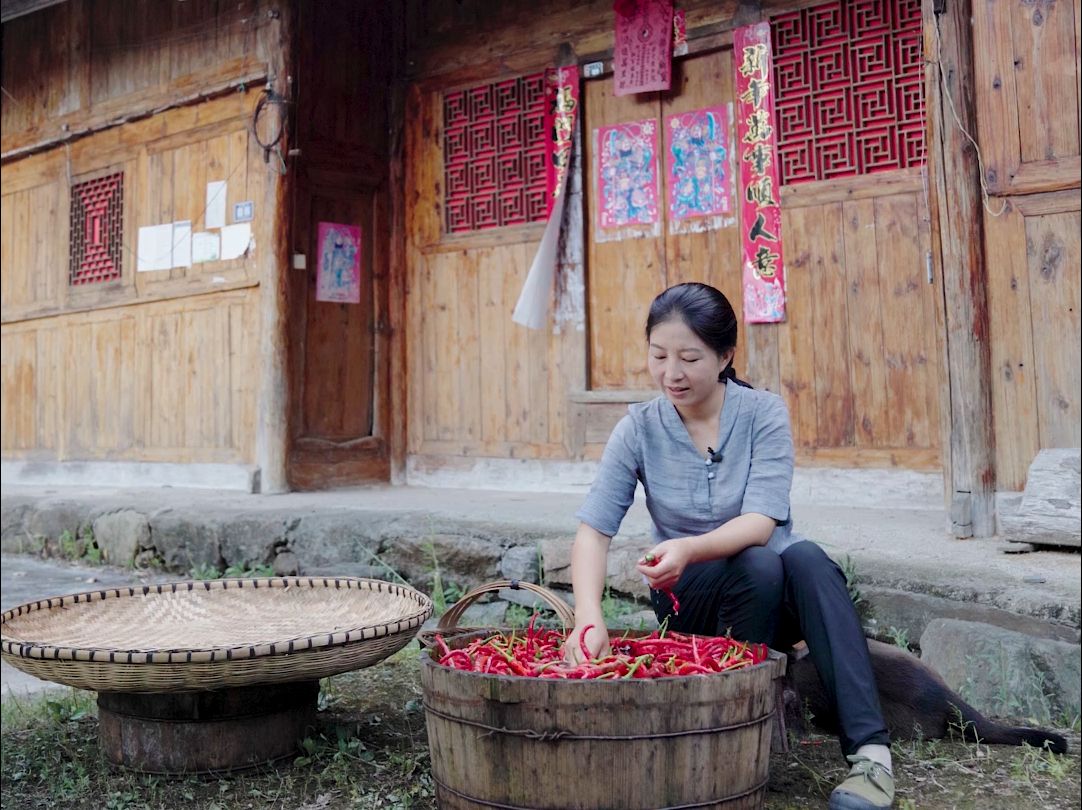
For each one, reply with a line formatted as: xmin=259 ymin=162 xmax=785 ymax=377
xmin=564 ymin=283 xmax=895 ymax=810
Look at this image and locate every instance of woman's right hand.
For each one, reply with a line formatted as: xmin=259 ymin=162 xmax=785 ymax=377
xmin=562 ymin=620 xmax=611 ymax=664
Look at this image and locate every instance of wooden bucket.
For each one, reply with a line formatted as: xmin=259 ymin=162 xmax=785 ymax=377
xmin=420 ymin=584 xmax=786 ymax=810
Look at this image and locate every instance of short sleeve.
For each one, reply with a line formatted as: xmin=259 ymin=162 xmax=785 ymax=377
xmin=575 ymin=414 xmax=640 ymax=538
xmin=740 ymin=395 xmax=794 ymax=523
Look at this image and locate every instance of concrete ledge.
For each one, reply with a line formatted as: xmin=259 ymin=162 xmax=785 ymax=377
xmin=863 ymin=586 xmax=1081 ymax=647
xmin=1 ymin=461 xmax=259 ymax=492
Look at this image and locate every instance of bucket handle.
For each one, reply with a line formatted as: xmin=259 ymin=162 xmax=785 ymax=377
xmin=437 ymin=580 xmax=576 ymax=631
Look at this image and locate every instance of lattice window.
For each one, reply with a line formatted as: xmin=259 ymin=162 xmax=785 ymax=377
xmin=443 ymin=73 xmax=548 ymax=233
xmin=771 ymin=0 xmax=924 ymax=184
xmin=69 ymin=172 xmax=124 ymax=285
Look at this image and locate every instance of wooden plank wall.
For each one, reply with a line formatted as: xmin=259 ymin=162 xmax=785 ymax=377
xmin=404 ymin=0 xmax=947 ymax=471
xmin=973 ymin=0 xmax=1082 ymax=490
xmin=1 ymin=0 xmax=274 ymax=466
xmin=404 ymin=0 xmax=740 ymax=463
xmin=403 ymin=0 xmax=947 ymax=471
xmin=778 ymin=173 xmax=943 ymax=468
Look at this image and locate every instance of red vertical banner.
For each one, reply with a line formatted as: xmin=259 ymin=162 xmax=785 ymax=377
xmin=545 ymin=66 xmax=580 ymax=216
xmin=513 ymin=66 xmax=581 ymax=329
xmin=734 ymin=21 xmax=786 ymax=323
xmin=613 ymin=0 xmax=674 ymax=97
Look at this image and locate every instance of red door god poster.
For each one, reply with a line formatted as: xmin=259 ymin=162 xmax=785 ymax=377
xmin=595 ymin=119 xmax=660 ymax=238
xmin=315 ymin=222 xmax=362 ymax=304
xmin=665 ymin=106 xmax=732 ymax=224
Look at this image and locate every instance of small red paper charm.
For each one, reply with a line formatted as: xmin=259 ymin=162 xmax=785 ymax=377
xmin=613 ymin=0 xmax=674 ymax=96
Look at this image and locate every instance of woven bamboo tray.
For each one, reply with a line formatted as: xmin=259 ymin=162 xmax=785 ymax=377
xmin=1 ymin=577 xmax=433 ymax=693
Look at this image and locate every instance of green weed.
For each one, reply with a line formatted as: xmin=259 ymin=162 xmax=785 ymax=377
xmin=223 ymin=562 xmax=275 ymax=578
xmin=885 ymin=625 xmax=910 ymax=650
xmin=839 ymin=554 xmax=871 ymax=620
xmin=58 ymin=529 xmax=80 ymax=560
xmin=425 ymin=541 xmax=464 ymax=616
xmin=189 ymin=561 xmax=222 ymax=580
xmin=1010 ymin=742 xmax=1073 ymax=782
xmin=600 ymin=585 xmax=638 ymax=624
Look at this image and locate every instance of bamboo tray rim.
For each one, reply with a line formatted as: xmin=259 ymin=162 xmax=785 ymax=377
xmin=1 ymin=576 xmax=433 ymax=665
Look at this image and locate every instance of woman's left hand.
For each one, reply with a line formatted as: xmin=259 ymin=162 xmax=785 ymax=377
xmin=635 ymin=538 xmax=692 ymax=591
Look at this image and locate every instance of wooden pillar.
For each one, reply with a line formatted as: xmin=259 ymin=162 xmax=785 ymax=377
xmin=254 ymin=1 xmax=295 ymax=494
xmin=387 ymin=4 xmax=409 ymax=484
xmin=922 ymin=0 xmax=996 ymax=537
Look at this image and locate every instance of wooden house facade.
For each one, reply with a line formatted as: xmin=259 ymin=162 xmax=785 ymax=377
xmin=2 ymin=0 xmax=1078 ymax=537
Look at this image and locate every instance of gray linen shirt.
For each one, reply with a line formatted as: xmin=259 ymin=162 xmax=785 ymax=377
xmin=576 ymin=381 xmax=800 ymax=554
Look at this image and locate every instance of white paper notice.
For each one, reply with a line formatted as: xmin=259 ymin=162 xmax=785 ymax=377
xmin=205 ymin=181 xmax=227 ymax=229
xmin=137 ymin=224 xmax=173 ymax=272
xmin=192 ymin=231 xmax=220 ymax=264
xmin=172 ymin=220 xmax=192 ymax=268
xmin=220 ymin=223 xmax=252 ymax=260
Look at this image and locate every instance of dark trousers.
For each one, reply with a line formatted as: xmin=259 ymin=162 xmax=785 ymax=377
xmin=651 ymin=540 xmax=890 ymax=755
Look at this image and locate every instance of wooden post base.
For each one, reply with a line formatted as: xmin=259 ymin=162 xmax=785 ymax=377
xmin=97 ymin=680 xmax=318 ymax=775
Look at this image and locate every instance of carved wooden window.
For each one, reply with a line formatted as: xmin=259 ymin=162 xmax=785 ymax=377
xmin=443 ymin=73 xmax=548 ymax=233
xmin=771 ymin=0 xmax=925 ymax=184
xmin=69 ymin=172 xmax=124 ymax=285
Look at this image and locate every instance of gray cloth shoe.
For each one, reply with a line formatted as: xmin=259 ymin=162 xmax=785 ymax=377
xmin=828 ymin=754 xmax=895 ymax=809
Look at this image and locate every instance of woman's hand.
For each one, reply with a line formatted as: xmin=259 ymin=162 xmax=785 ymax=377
xmin=635 ymin=537 xmax=692 ymax=591
xmin=561 ymin=620 xmax=611 ymax=664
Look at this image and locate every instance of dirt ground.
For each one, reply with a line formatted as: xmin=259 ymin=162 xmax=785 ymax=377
xmin=2 ymin=647 xmax=1079 ymax=810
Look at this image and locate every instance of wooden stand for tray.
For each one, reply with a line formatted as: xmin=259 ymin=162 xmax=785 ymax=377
xmin=1 ymin=577 xmax=434 ymax=776
xmin=97 ymin=681 xmax=319 ymax=775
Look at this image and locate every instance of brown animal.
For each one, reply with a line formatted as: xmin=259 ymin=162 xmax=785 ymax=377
xmin=783 ymin=639 xmax=1068 ymax=754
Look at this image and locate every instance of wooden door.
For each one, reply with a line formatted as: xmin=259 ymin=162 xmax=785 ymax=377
xmin=585 ymin=49 xmax=741 ymax=391
xmin=287 ymin=173 xmax=389 ymax=488
xmin=285 ymin=0 xmax=393 ymax=489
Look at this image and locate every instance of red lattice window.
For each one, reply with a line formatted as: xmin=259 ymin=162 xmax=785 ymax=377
xmin=771 ymin=0 xmax=924 ymax=184
xmin=69 ymin=172 xmax=124 ymax=285
xmin=443 ymin=73 xmax=548 ymax=233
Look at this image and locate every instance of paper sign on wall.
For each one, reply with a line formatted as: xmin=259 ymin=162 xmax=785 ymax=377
xmin=613 ymin=0 xmax=674 ymax=96
xmin=136 ymin=224 xmax=172 ymax=272
xmin=172 ymin=220 xmax=192 ymax=268
xmin=221 ymin=223 xmax=252 ymax=260
xmin=205 ymin=181 xmax=227 ymax=229
xmin=192 ymin=231 xmax=220 ymax=264
xmin=315 ymin=222 xmax=362 ymax=304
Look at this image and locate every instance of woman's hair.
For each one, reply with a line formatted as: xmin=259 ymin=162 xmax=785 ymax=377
xmin=645 ymin=282 xmax=753 ymax=387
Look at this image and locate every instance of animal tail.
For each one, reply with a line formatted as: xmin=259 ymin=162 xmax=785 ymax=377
xmin=950 ymin=700 xmax=1068 ymax=754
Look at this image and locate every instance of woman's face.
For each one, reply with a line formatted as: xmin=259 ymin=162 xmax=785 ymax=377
xmin=647 ymin=318 xmax=731 ymax=409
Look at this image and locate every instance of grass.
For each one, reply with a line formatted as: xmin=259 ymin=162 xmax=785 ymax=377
xmin=5 ymin=645 xmax=1078 ymax=810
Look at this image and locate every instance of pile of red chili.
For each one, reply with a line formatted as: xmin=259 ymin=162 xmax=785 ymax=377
xmin=431 ymin=617 xmax=768 ymax=679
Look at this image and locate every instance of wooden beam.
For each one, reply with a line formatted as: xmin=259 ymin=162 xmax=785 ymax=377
xmin=923 ymin=0 xmax=996 ymax=537
xmin=253 ymin=2 xmax=294 ymax=494
xmin=1 ymin=57 xmax=268 ymax=162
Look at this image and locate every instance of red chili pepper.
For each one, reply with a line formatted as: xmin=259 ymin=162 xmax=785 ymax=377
xmin=433 ymin=614 xmax=767 ymax=679
xmin=578 ymin=624 xmax=596 ymax=663
xmin=642 ymin=553 xmax=680 ymax=615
